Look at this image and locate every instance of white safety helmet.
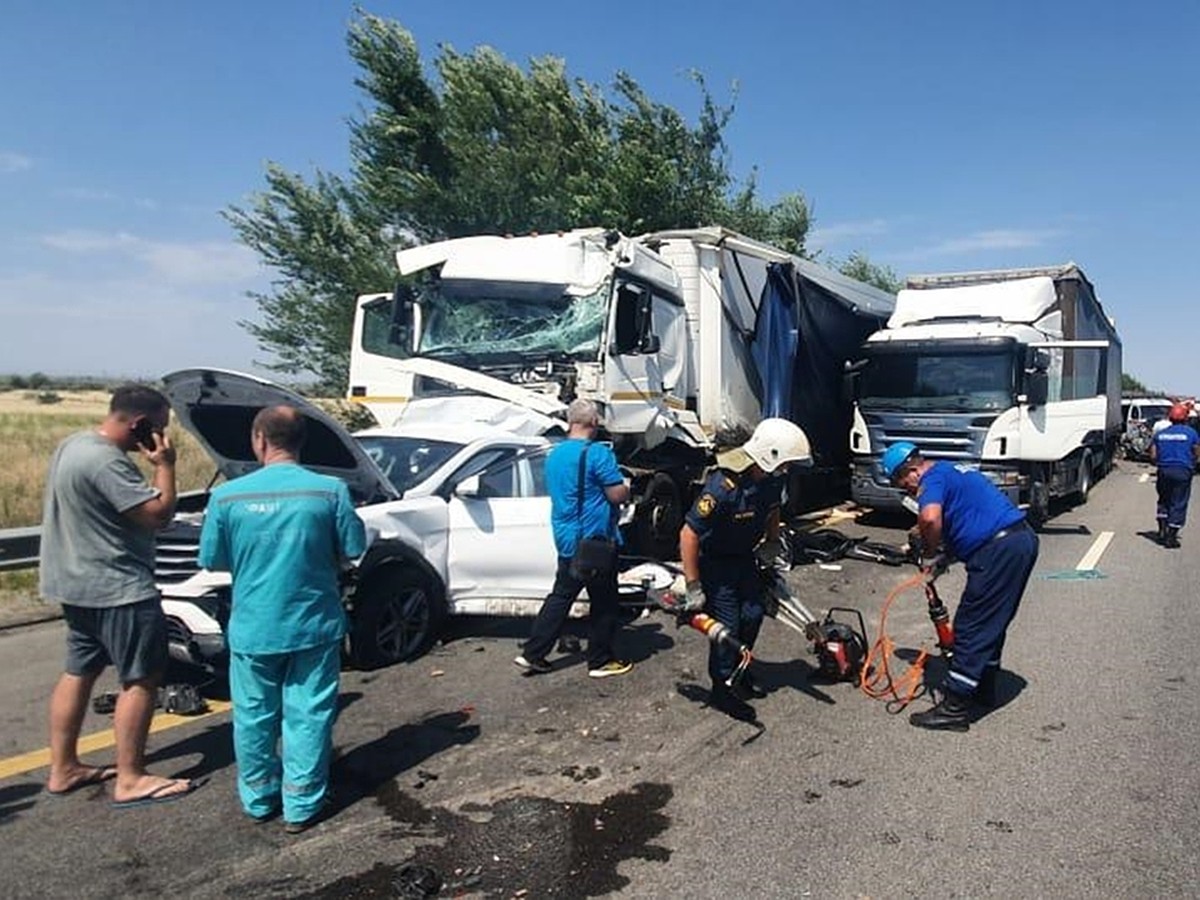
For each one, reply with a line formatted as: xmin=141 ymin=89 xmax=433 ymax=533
xmin=742 ymin=418 xmax=814 ymax=473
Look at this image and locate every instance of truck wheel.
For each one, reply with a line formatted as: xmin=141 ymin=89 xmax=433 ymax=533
xmin=635 ymin=473 xmax=683 ymax=560
xmin=1074 ymin=453 xmax=1092 ymax=505
xmin=348 ymin=566 xmax=447 ymax=669
xmin=1027 ymin=480 xmax=1050 ymax=531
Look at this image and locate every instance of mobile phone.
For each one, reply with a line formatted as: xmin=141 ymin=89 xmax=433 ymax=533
xmin=131 ymin=418 xmax=156 ymax=446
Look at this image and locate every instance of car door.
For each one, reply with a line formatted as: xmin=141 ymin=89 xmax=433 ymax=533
xmin=444 ymin=448 xmax=557 ymax=611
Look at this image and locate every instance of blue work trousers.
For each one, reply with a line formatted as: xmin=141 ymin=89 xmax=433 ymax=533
xmin=229 ymin=640 xmax=341 ymax=823
xmin=1156 ymin=466 xmax=1193 ymax=529
xmin=700 ymin=557 xmax=765 ymax=685
xmin=945 ymin=527 xmax=1039 ymax=698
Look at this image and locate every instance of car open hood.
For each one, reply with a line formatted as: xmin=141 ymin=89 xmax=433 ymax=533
xmin=161 ymin=368 xmax=398 ymax=504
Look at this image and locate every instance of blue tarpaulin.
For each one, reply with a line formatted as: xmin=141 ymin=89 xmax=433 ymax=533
xmin=751 ymin=265 xmax=800 ymax=419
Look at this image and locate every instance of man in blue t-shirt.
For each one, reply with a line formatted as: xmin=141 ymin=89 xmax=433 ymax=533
xmin=199 ymin=406 xmax=366 ymax=832
xmin=881 ymin=442 xmax=1039 ymax=732
xmin=1150 ymin=403 xmax=1200 ymax=548
xmin=516 ymin=398 xmax=632 ymax=678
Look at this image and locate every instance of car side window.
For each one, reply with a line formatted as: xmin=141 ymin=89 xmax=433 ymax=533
xmin=447 ymin=449 xmax=515 ymax=491
xmin=527 ymin=451 xmax=550 ymax=498
xmin=476 ymin=458 xmax=518 ymax=499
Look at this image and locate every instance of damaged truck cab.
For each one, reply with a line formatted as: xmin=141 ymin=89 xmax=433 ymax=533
xmin=348 ymin=228 xmax=895 ymax=558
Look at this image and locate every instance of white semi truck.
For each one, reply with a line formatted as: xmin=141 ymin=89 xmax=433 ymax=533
xmin=348 ymin=227 xmax=894 ymax=557
xmin=849 ymin=263 xmax=1122 ymax=524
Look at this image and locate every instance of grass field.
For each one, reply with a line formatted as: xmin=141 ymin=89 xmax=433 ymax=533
xmin=0 ymin=388 xmax=368 ymax=607
xmin=0 ymin=390 xmax=216 ymax=606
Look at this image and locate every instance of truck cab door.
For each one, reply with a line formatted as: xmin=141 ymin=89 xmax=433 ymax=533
xmin=604 ymin=280 xmax=669 ymax=438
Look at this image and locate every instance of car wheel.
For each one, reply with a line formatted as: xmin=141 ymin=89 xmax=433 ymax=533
xmin=634 ymin=473 xmax=682 ymax=560
xmin=348 ymin=566 xmax=446 ymax=669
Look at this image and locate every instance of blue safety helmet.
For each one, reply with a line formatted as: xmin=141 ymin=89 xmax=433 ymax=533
xmin=880 ymin=441 xmax=919 ymax=480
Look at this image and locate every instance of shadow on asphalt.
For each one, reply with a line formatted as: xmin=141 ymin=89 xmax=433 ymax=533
xmin=439 ymin=614 xmax=677 ymax=669
xmin=330 ymin=709 xmax=481 ymax=817
xmin=754 ymin=656 xmax=837 ymax=705
xmin=143 ymin=691 xmax=366 ymax=783
xmin=0 ymin=782 xmax=41 ymax=824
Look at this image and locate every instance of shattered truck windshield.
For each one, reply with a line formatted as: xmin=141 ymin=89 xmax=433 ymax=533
xmin=859 ymin=350 xmax=1015 ymax=412
xmin=417 ymin=279 xmax=608 ymax=361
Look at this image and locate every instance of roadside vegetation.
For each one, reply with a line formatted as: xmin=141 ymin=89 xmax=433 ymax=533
xmin=0 ymin=384 xmax=371 ymax=606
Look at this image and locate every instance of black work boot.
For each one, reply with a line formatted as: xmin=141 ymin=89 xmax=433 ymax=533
xmin=710 ymin=683 xmax=758 ymax=723
xmin=1166 ymin=527 xmax=1181 ymax=549
xmin=733 ymin=674 xmax=768 ymax=700
xmin=976 ymin=669 xmax=998 ymax=708
xmin=909 ymin=691 xmax=971 ymax=732
xmin=1157 ymin=520 xmax=1169 ymax=544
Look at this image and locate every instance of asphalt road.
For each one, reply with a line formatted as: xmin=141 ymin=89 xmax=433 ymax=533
xmin=1 ymin=458 xmax=1196 ymax=898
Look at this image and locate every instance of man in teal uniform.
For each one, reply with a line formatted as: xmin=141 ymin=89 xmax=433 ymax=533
xmin=199 ymin=406 xmax=366 ymax=832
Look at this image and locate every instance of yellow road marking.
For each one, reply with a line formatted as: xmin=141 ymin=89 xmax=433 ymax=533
xmin=0 ymin=700 xmax=231 ymax=781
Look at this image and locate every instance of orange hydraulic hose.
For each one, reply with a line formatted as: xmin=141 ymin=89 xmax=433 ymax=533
xmin=859 ymin=571 xmax=937 ymax=710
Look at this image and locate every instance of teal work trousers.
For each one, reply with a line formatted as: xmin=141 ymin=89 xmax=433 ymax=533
xmin=229 ymin=640 xmax=340 ymax=823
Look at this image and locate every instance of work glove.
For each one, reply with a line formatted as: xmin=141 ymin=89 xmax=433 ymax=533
xmin=754 ymin=536 xmax=788 ymax=572
xmin=924 ymin=553 xmax=951 ymax=578
xmin=683 ymin=579 xmax=707 ymax=613
xmin=905 ymin=528 xmax=926 ymax=565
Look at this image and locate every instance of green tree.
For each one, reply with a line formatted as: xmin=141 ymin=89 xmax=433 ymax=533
xmin=837 ymin=251 xmax=903 ymax=295
xmin=227 ymin=12 xmax=808 ymax=389
xmin=1121 ymin=372 xmax=1148 ymax=393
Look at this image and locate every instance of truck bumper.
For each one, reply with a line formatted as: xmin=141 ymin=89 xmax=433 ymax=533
xmin=851 ymin=461 xmax=907 ymax=511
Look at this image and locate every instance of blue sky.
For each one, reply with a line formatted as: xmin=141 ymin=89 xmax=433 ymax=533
xmin=2 ymin=1 xmax=1197 ymax=392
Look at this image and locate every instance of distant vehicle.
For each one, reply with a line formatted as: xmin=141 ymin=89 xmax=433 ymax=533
xmin=849 ymin=264 xmax=1122 ymax=526
xmin=154 ymin=368 xmax=606 ymax=671
xmin=1119 ymin=396 xmax=1174 ymax=460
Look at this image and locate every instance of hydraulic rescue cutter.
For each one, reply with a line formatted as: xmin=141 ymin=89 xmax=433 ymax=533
xmin=621 ymin=562 xmax=869 ymax=685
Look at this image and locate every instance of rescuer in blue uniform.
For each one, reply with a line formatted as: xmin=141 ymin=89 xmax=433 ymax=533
xmin=882 ymin=442 xmax=1039 ymax=732
xmin=1150 ymin=403 xmax=1200 ymax=548
xmin=679 ymin=419 xmax=813 ymax=717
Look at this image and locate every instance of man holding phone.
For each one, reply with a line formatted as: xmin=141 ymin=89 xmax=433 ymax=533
xmin=40 ymin=385 xmax=196 ymax=806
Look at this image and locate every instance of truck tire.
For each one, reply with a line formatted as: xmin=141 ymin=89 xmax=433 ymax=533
xmin=1074 ymin=452 xmax=1092 ymax=505
xmin=1027 ymin=479 xmax=1050 ymax=531
xmin=348 ymin=565 xmax=447 ymax=669
xmin=634 ymin=473 xmax=683 ymax=560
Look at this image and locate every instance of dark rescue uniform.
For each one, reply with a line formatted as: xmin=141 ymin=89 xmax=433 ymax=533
xmin=684 ymin=468 xmax=783 ymax=684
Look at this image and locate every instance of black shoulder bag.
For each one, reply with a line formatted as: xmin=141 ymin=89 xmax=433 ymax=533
xmin=568 ymin=441 xmax=618 ymax=580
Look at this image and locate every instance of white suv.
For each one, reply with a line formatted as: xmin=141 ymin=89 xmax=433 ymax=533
xmin=156 ymin=369 xmax=624 ymax=671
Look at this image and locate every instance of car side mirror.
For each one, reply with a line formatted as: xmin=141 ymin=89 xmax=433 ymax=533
xmin=453 ymin=474 xmax=483 ymax=498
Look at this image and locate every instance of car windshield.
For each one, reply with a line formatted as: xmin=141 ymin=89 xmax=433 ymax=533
xmin=1143 ymin=404 xmax=1172 ymax=424
xmin=354 ymin=435 xmax=464 ymax=495
xmin=416 ymin=278 xmax=608 ymax=361
xmin=860 ymin=350 xmax=1015 ymax=412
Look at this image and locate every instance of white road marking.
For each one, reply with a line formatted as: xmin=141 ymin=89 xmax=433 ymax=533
xmin=1138 ymin=473 xmax=1150 ymax=484
xmin=1076 ymin=531 xmax=1114 ymax=571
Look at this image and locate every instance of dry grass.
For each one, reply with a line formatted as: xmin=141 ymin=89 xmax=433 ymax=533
xmin=0 ymin=388 xmax=365 ymax=607
xmin=0 ymin=391 xmax=218 ymax=529
xmin=0 ymin=390 xmax=217 ymax=607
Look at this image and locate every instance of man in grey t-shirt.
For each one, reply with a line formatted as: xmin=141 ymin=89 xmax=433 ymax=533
xmin=40 ymin=385 xmax=196 ymax=806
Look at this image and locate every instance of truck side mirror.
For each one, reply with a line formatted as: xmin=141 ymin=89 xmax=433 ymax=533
xmin=388 ymin=283 xmax=415 ymax=348
xmin=1024 ymin=371 xmax=1049 ymax=408
xmin=639 ymin=333 xmax=661 ymax=355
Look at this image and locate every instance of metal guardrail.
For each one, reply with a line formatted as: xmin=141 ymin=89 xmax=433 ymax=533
xmin=0 ymin=526 xmax=40 ymax=572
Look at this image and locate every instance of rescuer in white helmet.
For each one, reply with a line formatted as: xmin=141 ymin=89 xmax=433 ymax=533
xmin=678 ymin=418 xmax=812 ymax=719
